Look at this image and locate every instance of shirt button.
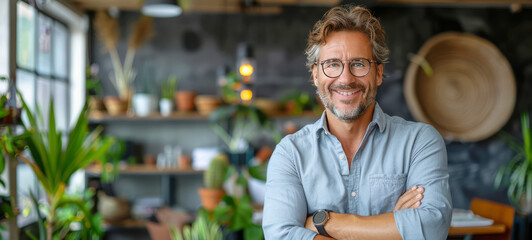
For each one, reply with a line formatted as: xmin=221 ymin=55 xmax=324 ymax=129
xmin=351 ymin=192 xmax=356 ymax=197
xmin=339 ymin=154 xmax=345 ymax=159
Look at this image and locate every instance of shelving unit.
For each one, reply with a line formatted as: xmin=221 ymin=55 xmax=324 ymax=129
xmin=85 ymin=108 xmax=320 ymax=233
xmin=85 ymin=164 xmax=204 ymax=208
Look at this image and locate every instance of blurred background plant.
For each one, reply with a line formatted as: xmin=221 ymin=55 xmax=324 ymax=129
xmin=495 ymin=111 xmax=532 ymax=213
xmin=0 ymin=76 xmax=26 ymax=239
xmin=93 ymin=11 xmax=154 ymax=100
xmin=85 ymin=64 xmax=103 ymax=98
xmin=218 ymin=72 xmax=239 ymax=104
xmin=280 ymin=90 xmax=322 ymax=116
xmin=171 ymin=209 xmax=223 ymax=240
xmin=161 ymin=76 xmax=179 ymax=100
xmin=18 ymin=93 xmax=114 ymax=240
xmin=25 ymin=189 xmax=104 ymax=240
xmin=209 ymin=104 xmax=280 ymax=154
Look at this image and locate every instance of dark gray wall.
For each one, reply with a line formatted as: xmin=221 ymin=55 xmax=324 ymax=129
xmin=91 ymin=4 xmax=532 ymax=210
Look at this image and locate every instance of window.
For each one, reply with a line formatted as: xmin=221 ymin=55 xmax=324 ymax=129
xmin=15 ymin=0 xmax=71 ymax=226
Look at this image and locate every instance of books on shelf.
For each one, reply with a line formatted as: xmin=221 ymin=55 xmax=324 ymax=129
xmin=451 ymin=209 xmax=494 ymax=227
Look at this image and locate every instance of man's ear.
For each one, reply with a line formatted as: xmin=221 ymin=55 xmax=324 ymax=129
xmin=312 ymin=65 xmax=318 ymax=86
xmin=376 ymin=64 xmax=384 ymax=86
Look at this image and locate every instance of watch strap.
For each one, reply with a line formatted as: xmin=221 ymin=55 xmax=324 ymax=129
xmin=316 ymin=223 xmax=331 ymax=237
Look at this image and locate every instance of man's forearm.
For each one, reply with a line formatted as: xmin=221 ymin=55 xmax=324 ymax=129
xmin=307 ymin=212 xmax=402 ymax=240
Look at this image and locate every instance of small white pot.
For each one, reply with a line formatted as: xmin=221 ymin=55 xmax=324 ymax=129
xmin=159 ymin=98 xmax=173 ymax=116
xmin=133 ymin=93 xmax=156 ymax=117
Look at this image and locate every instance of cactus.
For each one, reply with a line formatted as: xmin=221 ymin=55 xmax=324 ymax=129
xmin=204 ymin=154 xmax=229 ymax=189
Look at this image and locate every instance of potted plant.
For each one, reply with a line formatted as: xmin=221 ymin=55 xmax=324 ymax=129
xmin=495 ymin=111 xmax=532 ymax=214
xmin=198 ymin=153 xmax=229 ymax=211
xmin=171 ymin=209 xmax=223 ymax=240
xmin=213 ymin=191 xmax=263 ymax=240
xmin=17 ymin=94 xmax=114 ymax=240
xmin=209 ymin=104 xmax=280 ymax=167
xmin=0 ymin=77 xmax=25 ymax=238
xmin=160 ymin=76 xmax=178 ymax=116
xmin=93 ymin=11 xmax=154 ymax=115
xmin=85 ymin=64 xmax=106 ymax=117
xmin=132 ymin=66 xmax=158 ymax=117
xmin=280 ymin=90 xmax=322 ymax=116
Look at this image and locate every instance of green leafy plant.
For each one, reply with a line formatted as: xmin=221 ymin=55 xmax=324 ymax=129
xmin=161 ymin=76 xmax=179 ymax=100
xmin=98 ymin=137 xmax=126 ymax=183
xmin=0 ymin=77 xmax=26 ymax=239
xmin=25 ymin=190 xmax=104 ymax=240
xmin=495 ymin=112 xmax=532 ymax=206
xmin=219 ymin=72 xmax=239 ymax=104
xmin=210 ymin=104 xmax=280 ymax=153
xmin=85 ymin=65 xmax=103 ymax=97
xmin=171 ymin=209 xmax=223 ymax=240
xmin=18 ymin=93 xmax=114 ymax=240
xmin=280 ymin=90 xmax=322 ymax=116
xmin=213 ymin=194 xmax=263 ymax=240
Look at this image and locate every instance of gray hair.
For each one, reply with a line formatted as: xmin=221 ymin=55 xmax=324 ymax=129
xmin=305 ymin=5 xmax=389 ymax=72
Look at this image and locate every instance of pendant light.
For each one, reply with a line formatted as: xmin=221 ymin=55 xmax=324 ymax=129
xmin=141 ymin=0 xmax=182 ymax=18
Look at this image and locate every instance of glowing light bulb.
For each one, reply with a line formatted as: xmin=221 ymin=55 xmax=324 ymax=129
xmin=239 ymin=64 xmax=254 ymax=77
xmin=240 ymin=89 xmax=253 ymax=101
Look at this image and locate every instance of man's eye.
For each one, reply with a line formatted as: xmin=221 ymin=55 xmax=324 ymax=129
xmin=325 ymin=61 xmax=341 ymax=68
xmin=352 ymin=61 xmax=366 ymax=68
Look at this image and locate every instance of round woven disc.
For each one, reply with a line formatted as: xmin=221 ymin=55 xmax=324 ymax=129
xmin=404 ymin=32 xmax=516 ymax=142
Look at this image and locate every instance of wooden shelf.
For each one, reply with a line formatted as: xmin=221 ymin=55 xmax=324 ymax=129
xmin=89 ymin=111 xmax=209 ymax=123
xmin=85 ymin=164 xmax=204 ymax=176
xmin=88 ymin=110 xmax=320 ymax=124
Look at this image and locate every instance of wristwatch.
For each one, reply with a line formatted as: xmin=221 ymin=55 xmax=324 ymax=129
xmin=312 ymin=209 xmax=332 ymax=237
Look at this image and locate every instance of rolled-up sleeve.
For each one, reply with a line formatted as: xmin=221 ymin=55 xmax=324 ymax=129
xmin=394 ymin=125 xmax=452 ymax=240
xmin=263 ymin=139 xmax=318 ymax=240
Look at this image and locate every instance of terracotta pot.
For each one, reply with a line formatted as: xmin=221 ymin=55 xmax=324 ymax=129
xmin=97 ymin=191 xmax=131 ymax=223
xmin=175 ymin=91 xmax=197 ymax=112
xmin=195 ymin=95 xmax=222 ymax=115
xmin=179 ymin=154 xmax=192 ymax=170
xmin=104 ymin=97 xmax=128 ymax=116
xmin=197 ymin=188 xmax=225 ymax=211
xmin=89 ymin=96 xmax=106 ymax=111
xmin=144 ymin=155 xmax=157 ymax=166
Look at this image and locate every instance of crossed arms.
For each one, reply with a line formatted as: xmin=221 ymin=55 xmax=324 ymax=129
xmin=305 ymin=186 xmax=425 ymax=240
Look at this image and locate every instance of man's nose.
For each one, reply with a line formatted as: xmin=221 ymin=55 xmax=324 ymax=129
xmin=336 ymin=62 xmax=355 ymax=83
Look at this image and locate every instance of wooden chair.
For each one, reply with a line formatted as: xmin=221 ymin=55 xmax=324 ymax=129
xmin=470 ymin=197 xmax=515 ymax=240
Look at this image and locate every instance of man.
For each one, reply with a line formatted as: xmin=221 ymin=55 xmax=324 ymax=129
xmin=263 ymin=4 xmax=452 ymax=240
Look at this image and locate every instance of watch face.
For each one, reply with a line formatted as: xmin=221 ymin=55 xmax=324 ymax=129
xmin=313 ymin=210 xmax=327 ymax=224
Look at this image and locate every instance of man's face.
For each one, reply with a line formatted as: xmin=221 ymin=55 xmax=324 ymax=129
xmin=312 ymin=31 xmax=383 ymax=121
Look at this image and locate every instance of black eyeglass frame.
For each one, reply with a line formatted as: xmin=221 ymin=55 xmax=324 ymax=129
xmin=316 ymin=58 xmax=378 ymax=78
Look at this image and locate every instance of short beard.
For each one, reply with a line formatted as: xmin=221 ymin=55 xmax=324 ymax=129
xmin=316 ymin=82 xmax=375 ymax=122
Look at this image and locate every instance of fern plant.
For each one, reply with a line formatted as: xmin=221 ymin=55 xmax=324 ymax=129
xmin=495 ymin=111 xmax=532 ymax=207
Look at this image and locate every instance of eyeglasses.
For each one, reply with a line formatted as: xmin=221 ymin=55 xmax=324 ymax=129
xmin=317 ymin=58 xmax=377 ymax=78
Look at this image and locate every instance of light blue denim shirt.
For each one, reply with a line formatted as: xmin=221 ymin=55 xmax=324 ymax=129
xmin=263 ymin=103 xmax=452 ymax=239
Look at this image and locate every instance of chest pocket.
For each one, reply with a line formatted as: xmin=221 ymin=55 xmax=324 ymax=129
xmin=369 ymin=174 xmax=407 ymax=215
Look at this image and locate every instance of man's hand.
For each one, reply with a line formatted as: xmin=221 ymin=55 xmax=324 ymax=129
xmin=305 ymin=186 xmax=424 ymax=238
xmin=305 ymin=215 xmax=316 ymax=232
xmin=394 ymin=185 xmax=424 ymax=211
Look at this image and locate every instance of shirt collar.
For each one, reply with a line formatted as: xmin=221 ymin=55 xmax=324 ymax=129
xmin=313 ymin=102 xmax=387 ymax=135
